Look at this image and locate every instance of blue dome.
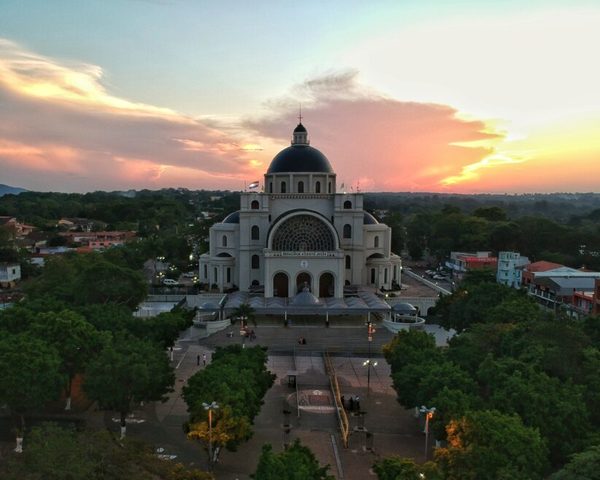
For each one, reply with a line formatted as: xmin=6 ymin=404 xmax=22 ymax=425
xmin=364 ymin=212 xmax=379 ymax=225
xmin=222 ymin=211 xmax=240 ymax=223
xmin=267 ymin=145 xmax=334 ymax=174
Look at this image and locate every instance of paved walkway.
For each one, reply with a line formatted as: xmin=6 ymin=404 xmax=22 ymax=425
xmin=107 ymin=321 xmax=448 ymax=479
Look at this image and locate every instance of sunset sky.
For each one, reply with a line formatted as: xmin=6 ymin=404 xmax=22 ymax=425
xmin=1 ymin=0 xmax=599 ymax=193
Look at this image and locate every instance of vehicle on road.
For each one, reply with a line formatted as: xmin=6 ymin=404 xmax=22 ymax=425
xmin=162 ymin=278 xmax=179 ymax=286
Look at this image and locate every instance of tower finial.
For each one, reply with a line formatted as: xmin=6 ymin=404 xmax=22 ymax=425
xmin=298 ymin=104 xmax=303 ymax=124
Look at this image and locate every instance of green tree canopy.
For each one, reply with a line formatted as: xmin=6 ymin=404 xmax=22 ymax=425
xmin=252 ymin=440 xmax=334 ymax=480
xmin=84 ymin=334 xmax=174 ymax=437
xmin=436 ymin=410 xmax=549 ymax=480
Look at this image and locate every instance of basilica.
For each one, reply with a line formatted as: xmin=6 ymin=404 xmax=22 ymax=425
xmin=199 ymin=122 xmax=401 ymax=302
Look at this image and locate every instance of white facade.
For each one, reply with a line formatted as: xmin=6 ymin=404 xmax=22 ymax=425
xmin=0 ymin=263 xmax=21 ymax=284
xmin=496 ymin=251 xmax=530 ymax=288
xmin=199 ymin=123 xmax=401 ymax=299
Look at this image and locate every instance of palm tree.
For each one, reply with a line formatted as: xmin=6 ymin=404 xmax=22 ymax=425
xmin=232 ymin=303 xmax=256 ymax=327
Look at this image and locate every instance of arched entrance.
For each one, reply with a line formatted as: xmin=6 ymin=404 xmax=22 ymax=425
xmin=319 ymin=272 xmax=334 ymax=297
xmin=296 ymin=272 xmax=311 ymax=293
xmin=273 ymin=272 xmax=289 ymax=297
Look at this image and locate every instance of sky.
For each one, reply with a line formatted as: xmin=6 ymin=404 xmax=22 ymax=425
xmin=1 ymin=0 xmax=599 ymax=193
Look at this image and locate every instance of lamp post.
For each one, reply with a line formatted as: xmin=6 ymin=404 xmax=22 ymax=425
xmin=239 ymin=315 xmax=247 ymax=348
xmin=363 ymin=359 xmax=378 ymax=397
xmin=365 ymin=319 xmax=376 ymax=396
xmin=202 ymin=401 xmax=219 ymax=470
xmin=419 ymin=405 xmax=436 ymax=460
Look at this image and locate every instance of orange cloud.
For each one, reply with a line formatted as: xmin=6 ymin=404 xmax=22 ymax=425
xmin=0 ymin=38 xmax=262 ymax=191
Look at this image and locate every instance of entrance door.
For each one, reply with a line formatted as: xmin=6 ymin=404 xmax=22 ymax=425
xmin=273 ymin=272 xmax=289 ymax=297
xmin=319 ymin=272 xmax=334 ymax=297
xmin=296 ymin=272 xmax=311 ymax=293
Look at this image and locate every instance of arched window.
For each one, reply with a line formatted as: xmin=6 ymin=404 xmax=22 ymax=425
xmin=251 ymin=200 xmax=259 ymax=210
xmin=345 ymin=255 xmax=351 ymax=269
xmin=281 ymin=181 xmax=286 ymax=193
xmin=297 ymin=181 xmax=304 ymax=193
xmin=251 ymin=255 xmax=260 ymax=269
xmin=315 ymin=181 xmax=321 ymax=193
xmin=343 ymin=224 xmax=352 ymax=239
xmin=343 ymin=200 xmax=352 ymax=209
xmin=272 ymin=215 xmax=336 ymax=251
xmin=370 ymin=268 xmax=376 ymax=284
xmin=384 ymin=268 xmax=388 ymax=283
xmin=269 ymin=182 xmax=273 ymax=193
xmin=222 ymin=235 xmax=228 ymax=247
xmin=227 ymin=267 xmax=231 ymax=283
xmin=374 ymin=236 xmax=379 ymax=248
xmin=251 ymin=225 xmax=259 ymax=240
xmin=214 ymin=267 xmax=218 ymax=283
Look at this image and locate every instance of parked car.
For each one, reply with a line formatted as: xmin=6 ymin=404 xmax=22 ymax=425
xmin=182 ymin=271 xmax=197 ymax=278
xmin=162 ymin=278 xmax=179 ymax=286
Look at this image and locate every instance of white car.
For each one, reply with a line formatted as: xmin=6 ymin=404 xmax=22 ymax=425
xmin=162 ymin=278 xmax=179 ymax=286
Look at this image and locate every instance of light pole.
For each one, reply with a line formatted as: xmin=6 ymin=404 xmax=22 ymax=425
xmin=420 ymin=405 xmax=436 ymax=460
xmin=202 ymin=401 xmax=219 ymax=470
xmin=365 ymin=319 xmax=376 ymax=396
xmin=363 ymin=359 xmax=378 ymax=397
xmin=239 ymin=315 xmax=247 ymax=348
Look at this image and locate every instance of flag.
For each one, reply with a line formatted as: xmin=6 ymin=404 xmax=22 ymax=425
xmin=248 ymin=181 xmax=259 ymax=189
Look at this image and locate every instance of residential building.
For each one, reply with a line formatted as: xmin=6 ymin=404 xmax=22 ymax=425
xmin=496 ymin=251 xmax=530 ymax=288
xmin=446 ymin=251 xmax=498 ymax=280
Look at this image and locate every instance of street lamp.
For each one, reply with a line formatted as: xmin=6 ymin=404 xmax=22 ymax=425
xmin=419 ymin=405 xmax=436 ymax=460
xmin=363 ymin=359 xmax=378 ymax=396
xmin=365 ymin=319 xmax=376 ymax=396
xmin=202 ymin=401 xmax=219 ymax=470
xmin=239 ymin=315 xmax=247 ymax=348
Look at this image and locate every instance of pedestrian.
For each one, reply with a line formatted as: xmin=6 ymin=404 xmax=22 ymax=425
xmin=349 ymin=395 xmax=354 ymax=411
xmin=202 ymin=353 xmax=207 ymax=366
xmin=196 ymin=354 xmax=200 ymax=366
xmin=355 ymin=395 xmax=360 ymax=412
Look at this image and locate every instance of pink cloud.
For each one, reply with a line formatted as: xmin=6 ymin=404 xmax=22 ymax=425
xmin=247 ymin=71 xmax=502 ymax=191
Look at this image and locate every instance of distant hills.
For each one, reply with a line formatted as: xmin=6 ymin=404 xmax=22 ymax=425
xmin=0 ymin=184 xmax=27 ymax=196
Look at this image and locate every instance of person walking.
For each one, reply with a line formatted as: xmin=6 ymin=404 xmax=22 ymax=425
xmin=355 ymin=395 xmax=360 ymax=412
xmin=196 ymin=354 xmax=200 ymax=366
xmin=349 ymin=396 xmax=354 ymax=412
xmin=202 ymin=353 xmax=207 ymax=366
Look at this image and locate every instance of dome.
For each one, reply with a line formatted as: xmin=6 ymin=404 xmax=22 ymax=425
xmin=291 ymin=287 xmax=322 ymax=306
xmin=364 ymin=212 xmax=379 ymax=225
xmin=392 ymin=303 xmax=418 ymax=313
xmin=293 ymin=123 xmax=307 ymax=133
xmin=267 ymin=145 xmax=334 ymax=174
xmin=222 ymin=211 xmax=240 ymax=223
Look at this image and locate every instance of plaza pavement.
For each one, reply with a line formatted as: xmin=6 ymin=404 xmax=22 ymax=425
xmin=109 ymin=321 xmax=451 ymax=479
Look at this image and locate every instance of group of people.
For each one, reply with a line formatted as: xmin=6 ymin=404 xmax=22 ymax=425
xmin=242 ymin=326 xmax=256 ymax=340
xmin=340 ymin=394 xmax=360 ymax=413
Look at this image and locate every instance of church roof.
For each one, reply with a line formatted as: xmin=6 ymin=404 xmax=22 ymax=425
xmin=267 ymin=145 xmax=334 ymax=174
xmin=364 ymin=212 xmax=379 ymax=225
xmin=293 ymin=123 xmax=307 ymax=133
xmin=222 ymin=211 xmax=240 ymax=223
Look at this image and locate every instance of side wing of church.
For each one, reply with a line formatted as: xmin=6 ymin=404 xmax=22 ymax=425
xmin=199 ymin=123 xmax=401 ymax=299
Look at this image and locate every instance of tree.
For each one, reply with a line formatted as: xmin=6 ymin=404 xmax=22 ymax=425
xmin=435 ymin=410 xmax=549 ymax=480
xmin=550 ymin=445 xmax=600 ymax=480
xmin=0 ymin=334 xmax=64 ymax=452
xmin=84 ymin=335 xmax=174 ymax=438
xmin=30 ymin=309 xmax=105 ymax=410
xmin=183 ymin=345 xmax=275 ymax=462
xmin=373 ymin=457 xmax=441 ymax=480
xmin=252 ymin=440 xmax=334 ymax=480
xmin=232 ymin=303 xmax=256 ymax=326
xmin=0 ymin=422 xmax=212 ymax=480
